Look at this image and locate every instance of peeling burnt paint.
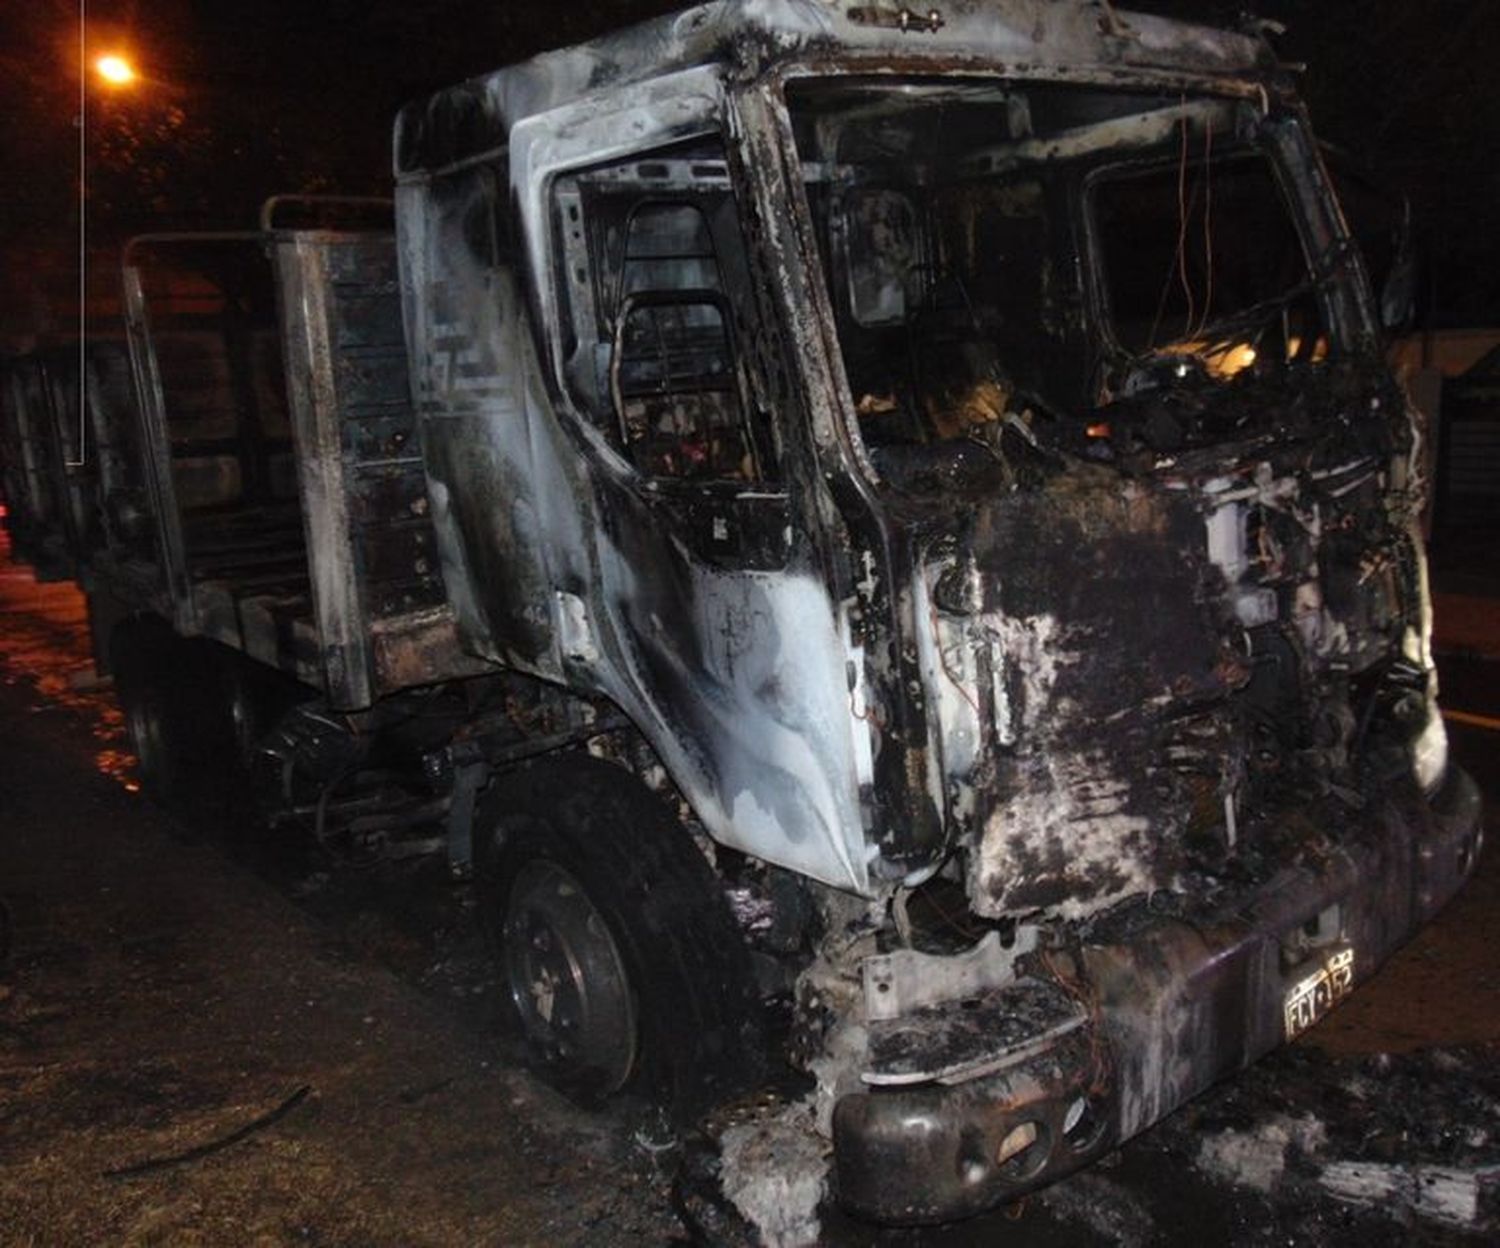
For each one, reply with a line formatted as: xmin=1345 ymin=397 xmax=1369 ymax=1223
xmin=935 ymin=364 xmax=1427 ymax=921
xmin=966 ymin=468 xmax=1227 ymax=918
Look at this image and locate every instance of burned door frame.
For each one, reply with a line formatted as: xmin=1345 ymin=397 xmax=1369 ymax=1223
xmin=493 ymin=69 xmax=880 ymax=892
xmin=730 ymin=75 xmax=967 ymax=880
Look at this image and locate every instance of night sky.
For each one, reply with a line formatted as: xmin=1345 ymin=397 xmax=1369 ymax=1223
xmin=2 ymin=0 xmax=1496 ymax=347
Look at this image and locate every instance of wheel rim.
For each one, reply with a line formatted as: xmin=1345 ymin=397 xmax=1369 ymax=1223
xmin=503 ymin=859 xmax=637 ymax=1092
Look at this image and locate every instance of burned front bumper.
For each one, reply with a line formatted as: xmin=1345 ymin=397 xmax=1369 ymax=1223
xmin=832 ymin=765 xmax=1484 ymax=1224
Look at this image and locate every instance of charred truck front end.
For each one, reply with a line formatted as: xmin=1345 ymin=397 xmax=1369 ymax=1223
xmin=4 ymin=0 xmax=1476 ymax=1232
xmin=392 ymin=1 xmax=1478 ymax=1224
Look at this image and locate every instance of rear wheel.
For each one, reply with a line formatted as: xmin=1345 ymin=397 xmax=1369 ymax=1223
xmin=475 ymin=755 xmax=764 ymax=1118
xmin=214 ymin=653 xmax=312 ymax=840
xmin=111 ymin=621 xmax=271 ymax=819
xmin=111 ymin=619 xmax=192 ymax=806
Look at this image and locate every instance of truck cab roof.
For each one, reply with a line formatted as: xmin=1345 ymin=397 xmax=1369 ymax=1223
xmin=393 ymin=0 xmax=1273 ymax=177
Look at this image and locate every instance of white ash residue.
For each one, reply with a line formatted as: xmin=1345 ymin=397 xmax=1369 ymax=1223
xmin=718 ymin=1102 xmax=830 ymax=1248
xmin=1195 ymin=1112 xmax=1328 ymax=1192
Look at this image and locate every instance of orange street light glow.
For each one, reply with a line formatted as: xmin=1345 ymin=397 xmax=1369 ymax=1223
xmin=95 ymin=54 xmax=136 ymax=85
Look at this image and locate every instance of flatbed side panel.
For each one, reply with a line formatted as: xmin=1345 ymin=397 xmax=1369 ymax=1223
xmin=276 ymin=238 xmax=369 ymax=705
xmin=1 ymin=360 xmax=50 ymax=570
xmin=276 ymin=233 xmax=474 ymax=709
xmin=84 ymin=339 xmax=166 ymax=589
xmin=38 ymin=352 xmax=87 ymax=572
xmin=118 ymin=235 xmax=315 ymax=676
xmin=1 ymin=338 xmax=164 ymax=601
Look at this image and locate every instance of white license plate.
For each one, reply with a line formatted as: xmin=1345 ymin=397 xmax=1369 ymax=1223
xmin=1283 ymin=946 xmax=1355 ymax=1040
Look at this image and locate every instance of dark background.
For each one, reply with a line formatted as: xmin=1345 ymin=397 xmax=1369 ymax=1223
xmin=3 ymin=1 xmax=1497 ymax=349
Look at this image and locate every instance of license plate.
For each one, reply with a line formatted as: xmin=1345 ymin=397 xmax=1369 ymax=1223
xmin=1283 ymin=947 xmax=1355 ymax=1040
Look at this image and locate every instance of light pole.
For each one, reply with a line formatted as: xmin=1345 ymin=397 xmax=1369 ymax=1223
xmin=76 ymin=14 xmax=138 ymax=468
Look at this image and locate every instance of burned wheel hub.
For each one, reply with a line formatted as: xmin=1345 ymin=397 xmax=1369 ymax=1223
xmin=503 ymin=860 xmax=637 ymax=1091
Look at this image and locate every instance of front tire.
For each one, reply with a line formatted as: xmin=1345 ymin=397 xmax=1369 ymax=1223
xmin=475 ymin=755 xmax=764 ymax=1119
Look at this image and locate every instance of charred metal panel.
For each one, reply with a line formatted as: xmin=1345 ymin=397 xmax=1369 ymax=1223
xmin=0 ymin=344 xmax=123 ymax=580
xmin=84 ymin=341 xmax=158 ymax=572
xmin=395 ymin=2 xmax=1270 ymax=178
xmin=370 ymin=607 xmax=488 ymax=692
xmin=275 ymin=235 xmax=370 ymax=702
xmin=276 ymin=231 xmax=479 ymax=710
xmin=40 ymin=354 xmax=91 ymax=569
xmin=394 ymin=73 xmax=879 ymax=893
xmin=964 ymin=472 xmax=1231 ymax=918
xmin=926 ymin=407 xmax=1428 ymax=924
xmin=397 ymin=164 xmax=559 ymax=674
xmin=120 ymin=258 xmax=196 ymax=629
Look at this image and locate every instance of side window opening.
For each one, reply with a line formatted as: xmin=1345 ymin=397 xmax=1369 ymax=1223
xmin=553 ymin=139 xmax=772 ymax=484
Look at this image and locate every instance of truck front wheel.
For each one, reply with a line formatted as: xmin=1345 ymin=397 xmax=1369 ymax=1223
xmin=502 ymin=857 xmax=638 ymax=1094
xmin=474 ymin=755 xmax=763 ymax=1119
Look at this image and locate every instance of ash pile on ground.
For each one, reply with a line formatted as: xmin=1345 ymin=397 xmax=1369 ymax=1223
xmin=1043 ymin=1042 xmax=1500 ymax=1248
xmin=1181 ymin=1043 xmax=1500 ymax=1236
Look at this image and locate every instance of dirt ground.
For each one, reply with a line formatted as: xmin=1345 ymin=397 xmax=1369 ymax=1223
xmin=2 ymin=526 xmax=1498 ymax=1246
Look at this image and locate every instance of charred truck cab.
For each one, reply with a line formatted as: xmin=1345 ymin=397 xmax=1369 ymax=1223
xmin=390 ymin=0 xmax=1481 ymax=1226
xmin=1 ymin=0 xmax=1476 ymax=1236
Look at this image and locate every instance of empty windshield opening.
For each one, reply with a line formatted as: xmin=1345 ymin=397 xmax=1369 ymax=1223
xmin=1093 ymin=149 xmax=1327 ymax=379
xmin=786 ymin=78 xmax=1343 ymax=486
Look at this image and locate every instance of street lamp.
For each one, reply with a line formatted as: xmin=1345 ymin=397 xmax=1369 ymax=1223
xmin=94 ymin=54 xmax=137 ymax=88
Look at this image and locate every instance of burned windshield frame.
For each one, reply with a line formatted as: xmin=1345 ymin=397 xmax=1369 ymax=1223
xmin=780 ymin=76 xmax=1366 ymax=488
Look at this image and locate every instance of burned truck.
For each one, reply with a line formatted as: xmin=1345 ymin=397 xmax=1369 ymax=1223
xmin=0 ymin=0 xmax=1482 ymax=1232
